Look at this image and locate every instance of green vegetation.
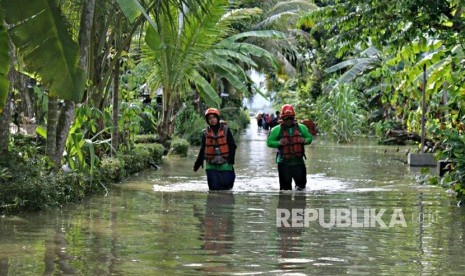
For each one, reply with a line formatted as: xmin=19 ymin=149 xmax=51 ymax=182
xmin=313 ymin=81 xmax=367 ymax=143
xmin=0 ymin=134 xmax=164 ymax=214
xmin=1 ymin=0 xmax=465 ymax=210
xmin=169 ymin=138 xmax=190 ymax=157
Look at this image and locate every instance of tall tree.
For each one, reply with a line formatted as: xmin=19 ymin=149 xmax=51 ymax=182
xmin=237 ymin=0 xmax=318 ymax=76
xmin=140 ymin=0 xmax=281 ymax=143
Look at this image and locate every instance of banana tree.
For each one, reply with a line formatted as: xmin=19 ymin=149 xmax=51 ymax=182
xmin=324 ymin=46 xmax=382 ymax=86
xmin=2 ymin=0 xmax=91 ymax=169
xmin=2 ymin=0 xmax=86 ymax=102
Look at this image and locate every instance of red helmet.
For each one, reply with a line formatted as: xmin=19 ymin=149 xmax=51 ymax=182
xmin=281 ymin=104 xmax=295 ymax=118
xmin=205 ymin=108 xmax=220 ymax=117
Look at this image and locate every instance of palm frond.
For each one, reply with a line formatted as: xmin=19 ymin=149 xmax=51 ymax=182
xmin=223 ymin=30 xmax=286 ymax=42
xmin=255 ymin=0 xmax=318 ymax=29
xmin=206 ymin=49 xmax=258 ymax=68
xmin=116 ymin=0 xmax=142 ymax=23
xmin=202 ymin=53 xmax=248 ymax=74
xmin=269 ymin=0 xmax=318 ymax=16
xmin=144 ymin=0 xmax=228 ymax=89
xmin=192 ymin=70 xmax=221 ymax=108
xmin=228 ymin=42 xmax=280 ymax=68
xmin=220 ymin=7 xmax=262 ymax=23
xmin=325 ymin=58 xmax=378 ymax=74
xmin=255 ymin=12 xmax=297 ymax=29
xmin=361 ymin=46 xmax=381 ymax=57
xmin=411 ymin=57 xmax=450 ymax=86
xmin=213 ymin=67 xmax=250 ymax=97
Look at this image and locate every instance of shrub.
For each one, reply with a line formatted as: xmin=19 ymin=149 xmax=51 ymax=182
xmin=99 ymin=157 xmax=126 ymax=184
xmin=0 ymin=143 xmax=165 ymax=214
xmin=137 ymin=143 xmax=165 ymax=164
xmin=119 ymin=146 xmax=152 ymax=175
xmin=0 ymin=168 xmax=93 ymax=213
xmin=134 ymin=134 xmax=159 ymax=144
xmin=170 ymin=138 xmax=189 ymax=157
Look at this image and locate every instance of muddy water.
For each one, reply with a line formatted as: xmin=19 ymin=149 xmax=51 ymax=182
xmin=1 ymin=124 xmax=465 ymax=275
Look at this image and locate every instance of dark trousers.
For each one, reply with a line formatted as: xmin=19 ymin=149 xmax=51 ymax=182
xmin=206 ymin=169 xmax=235 ymax=190
xmin=277 ymin=163 xmax=307 ymax=190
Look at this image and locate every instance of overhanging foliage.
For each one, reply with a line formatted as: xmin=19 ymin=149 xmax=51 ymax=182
xmin=2 ymin=0 xmax=85 ymax=102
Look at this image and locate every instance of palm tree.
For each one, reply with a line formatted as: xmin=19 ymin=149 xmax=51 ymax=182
xmin=139 ymin=0 xmax=282 ymax=143
xmin=236 ymin=0 xmax=319 ymax=76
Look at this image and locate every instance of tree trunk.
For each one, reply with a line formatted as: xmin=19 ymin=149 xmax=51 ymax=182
xmin=158 ymin=106 xmax=172 ymax=145
xmin=111 ymin=59 xmax=120 ymax=155
xmin=54 ymin=100 xmax=75 ymax=169
xmin=52 ymin=0 xmax=95 ymax=170
xmin=0 ymin=92 xmax=13 ymax=157
xmin=0 ymin=40 xmax=15 ymax=157
xmin=158 ymin=91 xmax=177 ymax=151
xmin=46 ymin=97 xmax=58 ymax=159
xmin=18 ymin=73 xmax=32 ymax=117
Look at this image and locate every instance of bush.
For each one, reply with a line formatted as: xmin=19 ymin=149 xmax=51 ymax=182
xmin=0 ymin=167 xmax=93 ymax=213
xmin=119 ymin=146 xmax=152 ymax=175
xmin=139 ymin=143 xmax=165 ymax=164
xmin=180 ymin=116 xmax=206 ymax=146
xmin=134 ymin=134 xmax=159 ymax=144
xmin=0 ymin=143 xmax=165 ymax=214
xmin=99 ymin=157 xmax=126 ymax=184
xmin=170 ymin=138 xmax=189 ymax=157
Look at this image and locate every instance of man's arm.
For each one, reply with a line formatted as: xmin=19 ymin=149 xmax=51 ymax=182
xmin=266 ymin=126 xmax=282 ymax=148
xmin=226 ymin=129 xmax=237 ymax=164
xmin=298 ymin=124 xmax=313 ymax=145
xmin=193 ymin=134 xmax=206 ymax=171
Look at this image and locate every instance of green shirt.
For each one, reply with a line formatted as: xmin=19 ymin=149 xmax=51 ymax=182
xmin=266 ymin=123 xmax=313 ymax=164
xmin=205 ymin=163 xmax=234 ymax=171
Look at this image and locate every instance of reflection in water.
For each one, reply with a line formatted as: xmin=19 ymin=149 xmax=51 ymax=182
xmin=194 ymin=192 xmax=235 ymax=272
xmin=0 ymin=257 xmax=7 ymax=276
xmin=43 ymin=231 xmax=77 ymax=275
xmin=276 ymin=193 xmax=307 ymax=265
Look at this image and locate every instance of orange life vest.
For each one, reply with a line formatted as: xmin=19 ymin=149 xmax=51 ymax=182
xmin=204 ymin=125 xmax=229 ymax=164
xmin=280 ymin=124 xmax=305 ymax=160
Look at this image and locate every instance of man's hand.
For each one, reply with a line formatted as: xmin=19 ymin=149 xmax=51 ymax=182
xmin=296 ymin=137 xmax=305 ymax=144
xmin=193 ymin=161 xmax=203 ymax=172
xmin=279 ymin=138 xmax=288 ymax=146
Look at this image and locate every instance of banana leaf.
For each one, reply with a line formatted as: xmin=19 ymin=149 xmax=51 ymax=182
xmin=2 ymin=0 xmax=85 ymax=102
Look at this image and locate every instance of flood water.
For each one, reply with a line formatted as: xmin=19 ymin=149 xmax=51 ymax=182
xmin=2 ymin=124 xmax=465 ymax=275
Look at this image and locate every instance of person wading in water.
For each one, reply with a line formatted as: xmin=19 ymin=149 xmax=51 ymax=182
xmin=266 ymin=104 xmax=313 ymax=191
xmin=193 ymin=108 xmax=237 ymax=190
